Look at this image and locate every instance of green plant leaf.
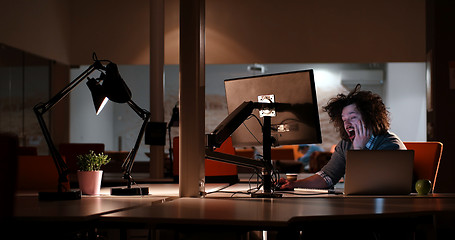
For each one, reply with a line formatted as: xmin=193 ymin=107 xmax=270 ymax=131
xmin=77 ymin=150 xmax=111 ymax=171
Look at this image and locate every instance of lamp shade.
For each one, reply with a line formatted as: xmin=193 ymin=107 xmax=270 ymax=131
xmin=87 ymin=77 xmax=108 ymax=115
xmin=102 ymin=63 xmax=132 ymax=103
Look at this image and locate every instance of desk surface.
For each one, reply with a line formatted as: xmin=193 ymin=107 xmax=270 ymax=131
xmin=102 ymin=189 xmax=455 ymax=230
xmin=13 ymin=183 xmax=227 ymax=222
xmin=103 ymin=197 xmax=291 ymax=228
xmin=14 ymin=195 xmax=168 ymax=222
xmin=102 ymin=196 xmax=455 ymax=230
xmin=14 ymin=183 xmax=455 ymax=231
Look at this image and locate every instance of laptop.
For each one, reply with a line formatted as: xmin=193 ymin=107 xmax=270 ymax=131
xmin=343 ymin=150 xmax=414 ymax=195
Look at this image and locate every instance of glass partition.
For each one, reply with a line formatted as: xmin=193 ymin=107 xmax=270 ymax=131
xmin=0 ymin=44 xmax=50 ymax=154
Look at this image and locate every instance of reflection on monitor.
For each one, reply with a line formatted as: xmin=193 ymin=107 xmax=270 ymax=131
xmin=224 ymin=69 xmax=322 ymax=147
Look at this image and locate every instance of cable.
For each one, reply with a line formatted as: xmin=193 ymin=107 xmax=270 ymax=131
xmin=130 ymin=177 xmax=148 ymax=197
xmin=242 ymin=122 xmax=262 ymax=145
xmin=204 ymin=183 xmax=235 ymax=195
xmin=240 ymin=114 xmax=264 ymax=145
xmin=247 ymin=114 xmax=263 ymax=128
xmin=250 ymin=169 xmax=263 ymax=192
xmin=92 ymin=52 xmax=112 ymax=64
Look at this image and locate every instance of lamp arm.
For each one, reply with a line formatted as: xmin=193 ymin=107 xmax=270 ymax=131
xmin=34 ymin=107 xmax=68 ymax=190
xmin=33 ymin=61 xmax=104 ymax=192
xmin=36 ymin=61 xmax=104 ymax=114
xmin=121 ymin=100 xmax=151 ymax=187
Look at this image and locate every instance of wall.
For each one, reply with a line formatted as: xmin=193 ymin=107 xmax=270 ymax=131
xmin=0 ymin=0 xmax=71 ymax=64
xmin=202 ymin=0 xmax=426 ymax=64
xmin=0 ymin=46 xmax=53 ymax=154
xmin=384 ymin=63 xmax=427 ymax=141
xmin=69 ymin=0 xmax=150 ymax=65
xmin=72 ymin=0 xmax=426 ymax=65
xmin=0 ymin=0 xmax=425 ymax=65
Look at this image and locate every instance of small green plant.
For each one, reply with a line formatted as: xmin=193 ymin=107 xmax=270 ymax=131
xmin=77 ymin=150 xmax=111 ymax=171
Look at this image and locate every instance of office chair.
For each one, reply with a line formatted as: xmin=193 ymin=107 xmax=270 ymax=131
xmin=403 ymin=142 xmax=443 ymax=193
xmin=18 ymin=146 xmax=38 ymax=156
xmin=173 ymin=136 xmax=238 ymax=184
xmin=17 ymin=155 xmax=63 ymax=191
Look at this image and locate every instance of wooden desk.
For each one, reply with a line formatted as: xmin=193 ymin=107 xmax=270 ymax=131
xmin=13 ymin=183 xmax=228 ymax=222
xmin=103 ymin=198 xmax=290 ymax=229
xmin=102 ymin=192 xmax=455 ymax=239
xmin=11 ymin=183 xmax=227 ymax=239
xmin=13 ymin=183 xmax=228 ymax=221
xmin=12 ymin=194 xmax=168 ymax=239
xmin=285 ymin=196 xmax=455 ymax=239
xmin=102 ymin=195 xmax=455 ymax=226
xmin=14 ymin=195 xmax=168 ymax=222
xmin=11 ymin=183 xmax=455 ymax=239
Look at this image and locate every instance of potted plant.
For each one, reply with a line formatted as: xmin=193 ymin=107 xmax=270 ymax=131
xmin=76 ymin=150 xmax=111 ymax=195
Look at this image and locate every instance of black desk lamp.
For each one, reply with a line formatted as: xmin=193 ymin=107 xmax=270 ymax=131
xmin=99 ymin=61 xmax=151 ymax=195
xmin=34 ymin=53 xmax=150 ymax=200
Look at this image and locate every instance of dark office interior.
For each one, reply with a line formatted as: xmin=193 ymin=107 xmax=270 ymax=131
xmin=2 ymin=0 xmax=455 ymax=239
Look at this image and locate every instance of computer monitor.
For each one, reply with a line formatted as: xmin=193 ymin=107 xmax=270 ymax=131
xmin=224 ymin=69 xmax=322 ymax=147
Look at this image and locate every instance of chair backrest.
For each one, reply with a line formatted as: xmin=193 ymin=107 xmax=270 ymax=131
xmin=59 ymin=143 xmax=105 ymax=174
xmin=173 ymin=136 xmax=238 ymax=183
xmin=16 ymin=155 xmax=63 ymax=191
xmin=309 ymin=151 xmax=332 ymax=173
xmin=18 ymin=146 xmax=38 ymax=156
xmin=270 ymin=148 xmax=295 ymax=161
xmin=403 ymin=142 xmax=443 ymax=192
xmin=279 ymin=145 xmax=303 ymax=160
xmin=234 ymin=148 xmax=255 ymax=159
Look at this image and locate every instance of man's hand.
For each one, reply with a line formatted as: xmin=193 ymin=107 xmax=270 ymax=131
xmin=277 ymin=178 xmax=294 ymax=190
xmin=352 ymin=119 xmax=371 ymax=149
xmin=278 ymin=174 xmax=329 ymax=190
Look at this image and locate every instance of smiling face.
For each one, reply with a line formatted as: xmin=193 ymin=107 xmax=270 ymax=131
xmin=341 ymin=103 xmax=363 ymax=142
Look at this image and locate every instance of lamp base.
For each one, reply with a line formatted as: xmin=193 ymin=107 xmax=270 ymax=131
xmin=111 ymin=187 xmax=149 ymax=196
xmin=251 ymin=192 xmax=282 ymax=198
xmin=38 ymin=190 xmax=82 ymax=201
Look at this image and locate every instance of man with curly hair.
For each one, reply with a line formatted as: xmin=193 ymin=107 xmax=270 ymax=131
xmin=280 ymin=84 xmax=406 ymax=189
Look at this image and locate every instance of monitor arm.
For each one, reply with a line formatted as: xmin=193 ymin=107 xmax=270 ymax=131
xmin=205 ymin=101 xmax=282 ymax=197
xmin=207 ymin=101 xmax=255 ymax=148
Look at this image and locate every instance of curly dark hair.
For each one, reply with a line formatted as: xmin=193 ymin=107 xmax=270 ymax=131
xmin=322 ymin=84 xmax=390 ymax=140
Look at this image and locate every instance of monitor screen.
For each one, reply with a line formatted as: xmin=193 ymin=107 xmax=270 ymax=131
xmin=224 ymin=69 xmax=322 ymax=147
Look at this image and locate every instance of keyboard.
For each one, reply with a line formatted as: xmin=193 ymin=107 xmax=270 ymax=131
xmin=294 ymin=188 xmax=343 ymax=194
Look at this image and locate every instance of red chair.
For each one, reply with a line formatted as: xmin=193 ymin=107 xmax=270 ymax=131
xmin=403 ymin=142 xmax=443 ymax=193
xmin=16 ymin=155 xmax=64 ymax=191
xmin=173 ymin=136 xmax=238 ymax=183
xmin=234 ymin=148 xmax=255 ymax=159
xmin=18 ymin=146 xmax=37 ymax=156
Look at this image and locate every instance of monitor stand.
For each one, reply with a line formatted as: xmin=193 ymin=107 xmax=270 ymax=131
xmin=250 ymin=116 xmax=282 ymax=198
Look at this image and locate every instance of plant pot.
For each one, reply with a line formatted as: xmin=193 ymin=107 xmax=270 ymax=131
xmin=77 ymin=170 xmax=103 ymax=195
